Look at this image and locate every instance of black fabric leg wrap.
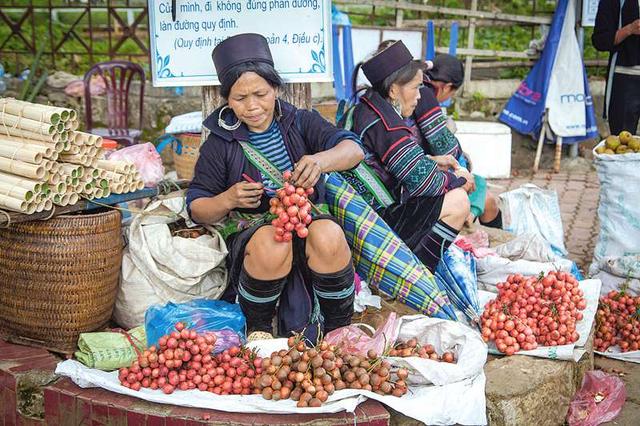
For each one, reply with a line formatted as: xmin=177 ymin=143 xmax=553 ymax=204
xmin=414 ymin=219 xmax=459 ymax=273
xmin=480 ymin=210 xmax=503 ymax=229
xmin=238 ymin=267 xmax=286 ymax=334
xmin=311 ymin=261 xmax=355 ymax=333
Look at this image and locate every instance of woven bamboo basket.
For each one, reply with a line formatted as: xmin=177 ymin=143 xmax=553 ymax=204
xmin=173 ymin=133 xmax=201 ymax=181
xmin=0 ymin=209 xmax=122 ymax=354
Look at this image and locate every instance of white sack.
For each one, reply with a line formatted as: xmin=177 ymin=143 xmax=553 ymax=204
xmin=478 ymin=279 xmax=601 ymax=362
xmin=113 ymin=194 xmax=228 ymax=329
xmin=499 ymin=184 xmax=567 ymax=255
xmin=494 ymin=233 xmax=561 ymax=262
xmin=386 ymin=316 xmax=487 ymax=386
xmin=591 ymin=143 xmax=640 ymax=272
xmin=476 ymin=255 xmax=573 ymax=292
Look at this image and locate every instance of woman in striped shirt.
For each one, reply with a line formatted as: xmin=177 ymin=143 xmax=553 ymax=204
xmin=188 ymin=34 xmax=364 ymax=341
xmin=347 ymin=41 xmax=471 ymax=273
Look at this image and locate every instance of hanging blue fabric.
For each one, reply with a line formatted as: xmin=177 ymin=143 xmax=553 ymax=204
xmin=331 ymin=5 xmax=353 ymax=102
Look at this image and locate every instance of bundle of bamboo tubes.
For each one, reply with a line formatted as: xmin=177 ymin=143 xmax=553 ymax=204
xmin=0 ymin=98 xmax=146 ymax=214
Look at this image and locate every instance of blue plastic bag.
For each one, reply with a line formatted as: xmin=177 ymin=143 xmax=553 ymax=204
xmin=144 ymin=299 xmax=246 ymax=351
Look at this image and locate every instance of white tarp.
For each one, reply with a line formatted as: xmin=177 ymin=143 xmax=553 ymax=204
xmin=478 ymin=279 xmax=601 ymax=362
xmin=56 ymin=335 xmax=487 ymax=425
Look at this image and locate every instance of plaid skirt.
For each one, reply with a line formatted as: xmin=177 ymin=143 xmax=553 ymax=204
xmin=380 ymin=195 xmax=445 ymax=252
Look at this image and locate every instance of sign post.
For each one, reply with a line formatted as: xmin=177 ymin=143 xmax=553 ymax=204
xmin=147 ymin=0 xmax=333 ymax=87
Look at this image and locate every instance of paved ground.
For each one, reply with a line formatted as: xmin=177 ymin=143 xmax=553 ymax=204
xmin=490 ymin=169 xmax=600 ymax=273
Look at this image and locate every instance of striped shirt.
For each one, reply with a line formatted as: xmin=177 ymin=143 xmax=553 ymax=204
xmin=248 ymin=120 xmax=294 ymax=189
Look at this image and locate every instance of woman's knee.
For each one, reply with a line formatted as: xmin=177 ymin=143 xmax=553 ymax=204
xmin=306 ymin=220 xmax=351 ymax=262
xmin=441 ymin=188 xmax=471 ymax=220
xmin=244 ymin=226 xmax=293 ymax=278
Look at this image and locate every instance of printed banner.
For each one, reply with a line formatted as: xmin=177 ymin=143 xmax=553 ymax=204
xmin=148 ymin=0 xmax=332 ymax=86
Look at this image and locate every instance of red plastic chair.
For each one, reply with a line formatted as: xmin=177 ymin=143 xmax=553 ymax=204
xmin=83 ymin=60 xmax=145 ymax=146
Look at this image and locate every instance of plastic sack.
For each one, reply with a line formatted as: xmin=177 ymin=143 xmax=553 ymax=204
xmin=591 ymin=142 xmax=640 ymax=272
xmin=74 ymin=326 xmax=146 ymax=371
xmin=476 ymin=255 xmax=573 ymax=291
xmin=113 ymin=194 xmax=228 ymax=329
xmin=324 ymin=312 xmax=401 ymax=357
xmin=145 ymin=299 xmax=246 ymax=350
xmin=566 ymin=370 xmax=626 ymax=426
xmin=500 ymin=184 xmax=567 ymax=255
xmin=107 ymin=142 xmax=165 ymax=187
xmin=386 ymin=315 xmax=487 ymax=386
xmin=494 ymin=233 xmax=561 ymax=263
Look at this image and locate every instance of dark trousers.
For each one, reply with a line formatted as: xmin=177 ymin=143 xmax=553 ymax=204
xmin=609 ymin=73 xmax=640 ymax=135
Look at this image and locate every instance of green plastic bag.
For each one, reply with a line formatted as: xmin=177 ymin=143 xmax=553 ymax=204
xmin=74 ymin=326 xmax=146 ymax=371
xmin=468 ymin=174 xmax=487 ymax=218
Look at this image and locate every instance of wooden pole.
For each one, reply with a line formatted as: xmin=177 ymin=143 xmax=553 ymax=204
xmin=464 ymin=0 xmax=478 ymax=90
xmin=554 ymin=136 xmax=563 ymax=173
xmin=533 ymin=109 xmax=547 ymax=172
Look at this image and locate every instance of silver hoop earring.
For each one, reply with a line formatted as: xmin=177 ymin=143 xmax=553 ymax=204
xmin=218 ymin=105 xmax=242 ymax=131
xmin=276 ymin=98 xmax=283 ymax=120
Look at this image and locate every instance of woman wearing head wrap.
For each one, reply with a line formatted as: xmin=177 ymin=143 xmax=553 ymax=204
xmin=187 ymin=34 xmax=364 ymax=341
xmin=415 ymin=53 xmax=502 ymax=228
xmin=346 ymin=40 xmax=471 ymax=273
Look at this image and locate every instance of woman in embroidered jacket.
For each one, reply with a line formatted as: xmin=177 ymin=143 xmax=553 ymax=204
xmin=347 ymin=41 xmax=471 ymax=273
xmin=410 ymin=52 xmax=502 ymax=228
xmin=187 ymin=34 xmax=364 ymax=341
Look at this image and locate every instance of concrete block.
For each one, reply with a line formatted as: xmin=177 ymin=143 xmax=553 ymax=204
xmin=485 ymin=355 xmax=578 ymax=426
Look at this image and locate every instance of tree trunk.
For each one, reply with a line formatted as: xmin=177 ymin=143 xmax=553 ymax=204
xmin=201 ymin=83 xmax=312 ymax=141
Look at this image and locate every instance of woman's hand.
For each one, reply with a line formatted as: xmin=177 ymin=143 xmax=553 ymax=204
xmin=292 ymin=155 xmax=323 ymax=189
xmin=455 ymin=168 xmax=476 ymax=193
xmin=224 ymin=182 xmax=264 ymax=209
xmin=429 ymin=154 xmax=460 ymax=171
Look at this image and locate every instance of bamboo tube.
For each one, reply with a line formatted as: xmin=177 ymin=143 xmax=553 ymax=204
xmin=71 ymin=177 xmax=79 ymax=186
xmin=0 ymin=136 xmax=54 ymax=157
xmin=136 ymin=180 xmax=144 ymax=190
xmin=0 ymin=146 xmax=43 ymax=165
xmin=59 ymin=154 xmax=85 ymax=165
xmin=68 ymin=192 xmax=79 ymax=205
xmin=95 ymin=178 xmax=109 ymax=189
xmin=52 ymin=182 xmax=65 ymax=194
xmin=35 ymin=201 xmax=44 ymax=213
xmin=0 ymin=181 xmax=34 ymax=201
xmin=59 ymin=193 xmax=70 ymax=206
xmin=0 ymin=172 xmax=42 ymax=192
xmin=25 ymin=201 xmax=37 ymax=214
xmin=90 ymin=168 xmax=100 ymax=179
xmin=69 ymin=120 xmax=79 ymax=131
xmin=50 ymin=161 xmax=60 ymax=174
xmin=87 ymin=146 xmax=98 ymax=157
xmin=59 ymin=163 xmax=79 ymax=178
xmin=73 ymin=131 xmax=92 ymax=146
xmin=60 ymin=131 xmax=70 ymax=143
xmin=0 ymin=98 xmax=62 ymax=124
xmin=82 ymin=182 xmax=93 ymax=193
xmin=1 ymin=98 xmax=75 ymax=123
xmin=92 ymin=188 xmax=103 ymax=199
xmin=97 ymin=159 xmax=131 ymax=173
xmin=15 ymin=138 xmax=64 ymax=153
xmin=53 ymin=194 xmax=62 ymax=204
xmin=110 ymin=183 xmax=124 ymax=194
xmin=42 ymin=198 xmax=53 ymax=211
xmin=49 ymin=151 xmax=59 ymax=161
xmin=55 ymin=121 xmax=65 ymax=133
xmin=0 ymin=193 xmax=28 ymax=212
xmin=73 ymin=183 xmax=83 ymax=193
xmin=0 ymin=112 xmax=58 ymax=135
xmin=47 ymin=173 xmax=60 ymax=185
xmin=0 ymin=157 xmax=46 ymax=179
xmin=42 ymin=160 xmax=54 ymax=171
xmin=0 ymin=127 xmax=60 ymax=143
xmin=90 ymin=135 xmax=102 ymax=147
